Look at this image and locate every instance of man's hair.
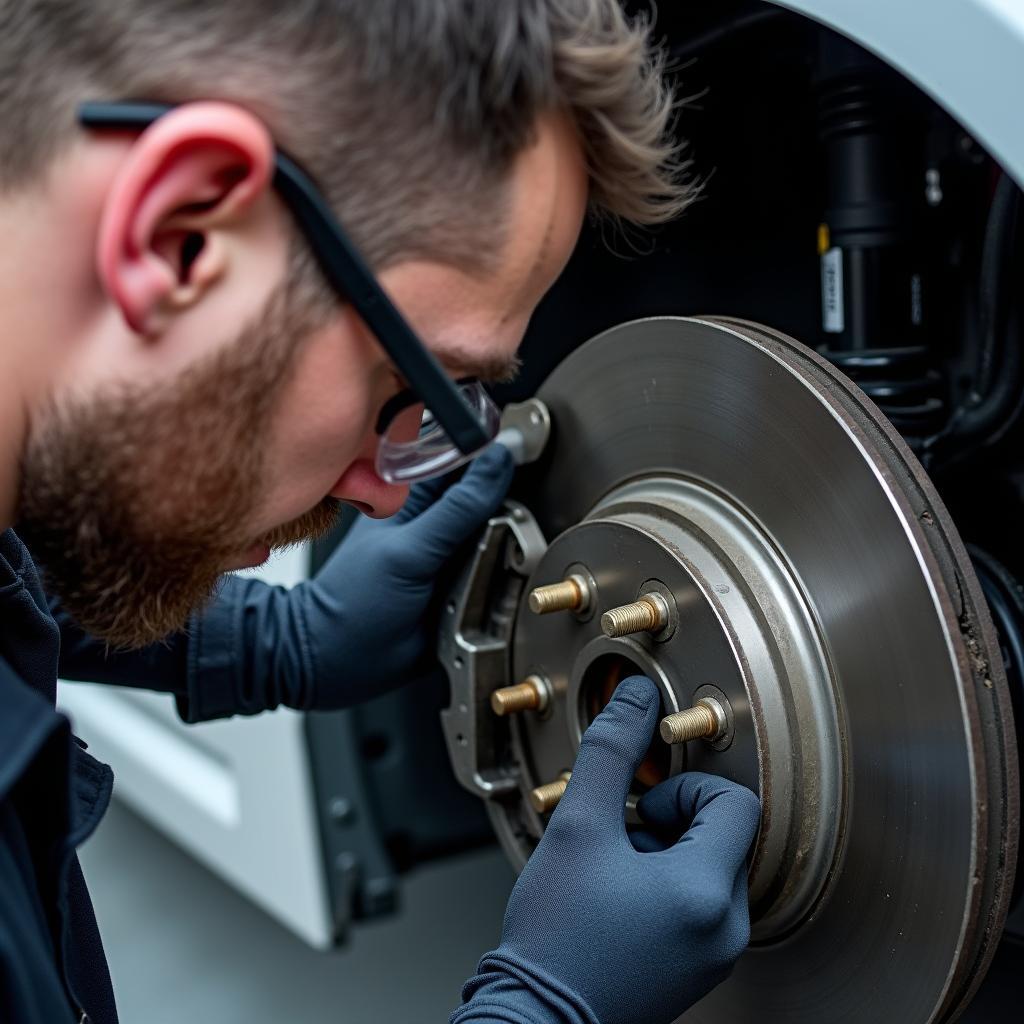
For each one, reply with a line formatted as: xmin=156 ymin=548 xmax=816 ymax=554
xmin=0 ymin=0 xmax=690 ymax=272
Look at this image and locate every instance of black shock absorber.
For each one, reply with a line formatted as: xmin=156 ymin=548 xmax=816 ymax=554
xmin=814 ymin=34 xmax=946 ymax=444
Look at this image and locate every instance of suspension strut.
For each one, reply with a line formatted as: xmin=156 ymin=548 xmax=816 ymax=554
xmin=814 ymin=34 xmax=946 ymax=445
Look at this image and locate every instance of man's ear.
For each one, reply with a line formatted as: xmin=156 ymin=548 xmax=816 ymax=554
xmin=96 ymin=101 xmax=275 ymax=335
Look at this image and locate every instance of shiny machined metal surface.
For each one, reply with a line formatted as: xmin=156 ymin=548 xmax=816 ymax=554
xmin=509 ymin=476 xmax=843 ymax=942
xmin=440 ymin=317 xmax=1019 ymax=1023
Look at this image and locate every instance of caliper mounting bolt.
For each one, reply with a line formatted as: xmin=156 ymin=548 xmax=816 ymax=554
xmin=528 ymin=575 xmax=591 ymax=615
xmin=491 ymin=675 xmax=551 ymax=716
xmin=601 ymin=593 xmax=670 ymax=638
xmin=660 ymin=698 xmax=727 ymax=745
xmin=529 ymin=771 xmax=572 ymax=814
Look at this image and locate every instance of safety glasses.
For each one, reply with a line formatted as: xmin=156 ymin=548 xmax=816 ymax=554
xmin=78 ymin=101 xmax=501 ymax=484
xmin=375 ymin=378 xmax=501 ymax=484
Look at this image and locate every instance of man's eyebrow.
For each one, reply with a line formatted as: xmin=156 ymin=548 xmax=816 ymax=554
xmin=440 ymin=349 xmax=523 ymax=384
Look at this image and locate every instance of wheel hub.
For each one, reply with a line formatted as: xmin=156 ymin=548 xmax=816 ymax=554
xmin=510 ymin=475 xmax=842 ymax=941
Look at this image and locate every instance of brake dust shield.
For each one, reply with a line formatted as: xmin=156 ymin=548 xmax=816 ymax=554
xmin=439 ymin=317 xmax=1019 ymax=1023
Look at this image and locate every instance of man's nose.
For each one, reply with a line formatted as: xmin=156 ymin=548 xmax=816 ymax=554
xmin=328 ymin=466 xmax=410 ymax=518
xmin=329 ymin=430 xmax=411 ymax=518
xmin=365 ymin=478 xmax=410 ymax=518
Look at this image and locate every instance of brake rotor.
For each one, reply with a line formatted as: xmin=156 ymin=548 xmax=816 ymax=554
xmin=485 ymin=317 xmax=1018 ymax=1023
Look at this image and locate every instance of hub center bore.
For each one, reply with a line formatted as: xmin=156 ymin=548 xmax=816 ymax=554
xmin=579 ymin=651 xmax=672 ymax=789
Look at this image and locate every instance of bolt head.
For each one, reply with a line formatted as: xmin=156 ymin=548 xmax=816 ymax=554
xmin=334 ymin=852 xmax=359 ymax=877
xmin=329 ymin=797 xmax=356 ymax=825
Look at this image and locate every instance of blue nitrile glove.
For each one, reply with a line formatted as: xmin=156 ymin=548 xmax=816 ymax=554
xmin=451 ymin=676 xmax=761 ymax=1024
xmin=179 ymin=444 xmax=514 ymax=720
xmin=300 ymin=443 xmax=516 ymax=705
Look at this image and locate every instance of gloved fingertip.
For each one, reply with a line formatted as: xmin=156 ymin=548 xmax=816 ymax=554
xmin=472 ymin=443 xmax=514 ymax=478
xmin=404 ymin=446 xmax=513 ymax=563
xmin=721 ymin=782 xmax=763 ymax=842
xmin=454 ymin=445 xmax=514 ymax=511
xmin=574 ymin=675 xmax=661 ymax=784
xmin=609 ymin=674 xmax=660 ymax=709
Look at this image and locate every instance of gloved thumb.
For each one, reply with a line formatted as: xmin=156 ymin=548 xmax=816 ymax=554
xmin=555 ymin=675 xmax=661 ymax=831
xmin=637 ymin=772 xmax=761 ymax=876
xmin=405 ymin=444 xmax=514 ymax=571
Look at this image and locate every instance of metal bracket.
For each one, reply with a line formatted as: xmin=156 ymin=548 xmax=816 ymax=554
xmin=439 ymin=501 xmax=547 ymax=799
xmin=495 ymin=398 xmax=551 ymax=466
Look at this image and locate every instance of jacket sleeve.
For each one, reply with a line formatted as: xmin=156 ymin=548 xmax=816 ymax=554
xmin=51 ymin=575 xmax=314 ymax=724
xmin=51 ymin=590 xmax=189 ymax=699
xmin=175 ymin=573 xmax=316 ymax=723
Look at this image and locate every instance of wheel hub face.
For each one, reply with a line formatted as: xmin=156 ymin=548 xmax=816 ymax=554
xmin=511 ymin=475 xmax=843 ymax=941
xmin=440 ymin=317 xmax=1018 ymax=1023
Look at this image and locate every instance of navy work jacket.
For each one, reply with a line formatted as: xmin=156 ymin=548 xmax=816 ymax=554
xmin=0 ymin=529 xmax=317 ymax=1023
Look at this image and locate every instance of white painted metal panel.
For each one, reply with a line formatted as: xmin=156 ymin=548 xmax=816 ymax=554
xmin=58 ymin=545 xmax=334 ymax=949
xmin=770 ymin=0 xmax=1024 ymax=184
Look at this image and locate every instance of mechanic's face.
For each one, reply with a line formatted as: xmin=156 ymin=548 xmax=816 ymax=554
xmin=259 ymin=110 xmax=589 ymax=527
xmin=17 ymin=111 xmax=587 ymax=647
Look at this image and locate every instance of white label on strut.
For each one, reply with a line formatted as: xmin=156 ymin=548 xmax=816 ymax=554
xmin=821 ymin=246 xmax=844 ymax=334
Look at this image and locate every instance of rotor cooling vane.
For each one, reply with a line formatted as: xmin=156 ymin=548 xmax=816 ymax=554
xmin=440 ymin=317 xmax=1019 ymax=1023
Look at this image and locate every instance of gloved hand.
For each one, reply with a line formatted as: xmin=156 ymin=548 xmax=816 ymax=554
xmin=180 ymin=444 xmax=514 ymax=720
xmin=300 ymin=443 xmax=515 ymax=706
xmin=452 ymin=676 xmax=761 ymax=1024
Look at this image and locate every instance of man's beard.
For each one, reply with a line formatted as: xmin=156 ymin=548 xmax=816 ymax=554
xmin=17 ymin=280 xmax=341 ymax=649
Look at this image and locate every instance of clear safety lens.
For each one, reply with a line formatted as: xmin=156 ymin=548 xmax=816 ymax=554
xmin=375 ymin=380 xmax=502 ymax=484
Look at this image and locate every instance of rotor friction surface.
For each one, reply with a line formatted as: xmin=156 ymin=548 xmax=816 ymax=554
xmin=526 ymin=317 xmax=1017 ymax=1024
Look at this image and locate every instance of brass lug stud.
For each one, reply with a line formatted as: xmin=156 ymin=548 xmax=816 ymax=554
xmin=660 ymin=698 xmax=727 ymax=745
xmin=529 ymin=771 xmax=572 ymax=814
xmin=528 ymin=574 xmax=590 ymax=615
xmin=491 ymin=675 xmax=551 ymax=716
xmin=601 ymin=592 xmax=670 ymax=638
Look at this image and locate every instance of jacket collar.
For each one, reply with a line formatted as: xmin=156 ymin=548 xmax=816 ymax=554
xmin=0 ymin=655 xmax=67 ymax=804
